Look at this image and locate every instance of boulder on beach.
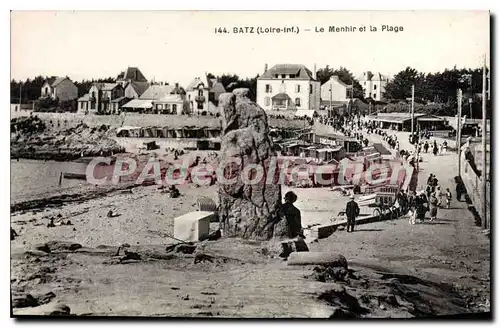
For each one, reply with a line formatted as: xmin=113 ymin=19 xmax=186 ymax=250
xmin=217 ymin=89 xmax=285 ymax=241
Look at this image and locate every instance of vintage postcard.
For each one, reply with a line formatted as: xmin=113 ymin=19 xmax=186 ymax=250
xmin=10 ymin=10 xmax=490 ymax=318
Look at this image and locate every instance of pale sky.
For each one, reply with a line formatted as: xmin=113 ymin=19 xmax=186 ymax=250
xmin=11 ymin=11 xmax=490 ymax=86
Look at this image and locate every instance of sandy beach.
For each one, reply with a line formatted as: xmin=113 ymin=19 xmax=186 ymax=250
xmin=10 ymin=146 xmax=490 ymax=317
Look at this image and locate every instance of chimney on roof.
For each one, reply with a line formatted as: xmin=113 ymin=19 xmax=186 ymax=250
xmin=313 ymin=63 xmax=317 ymax=80
xmin=264 ymin=63 xmax=268 ymax=73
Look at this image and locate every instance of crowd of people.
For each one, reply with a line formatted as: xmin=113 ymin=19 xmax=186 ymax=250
xmin=404 ymin=173 xmax=455 ymax=224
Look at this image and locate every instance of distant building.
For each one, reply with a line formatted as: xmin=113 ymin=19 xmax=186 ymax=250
xmin=116 ymin=67 xmax=148 ymax=87
xmin=40 ymin=76 xmax=78 ymax=102
xmin=257 ymin=64 xmax=320 ymax=111
xmin=320 ymin=75 xmax=349 ymax=103
xmin=359 ymin=71 xmax=388 ymax=101
xmin=77 ymin=83 xmax=125 ymax=114
xmin=186 ymin=76 xmax=226 ymax=115
xmin=124 ymin=81 xmax=151 ymax=99
xmin=122 ymin=83 xmax=186 ymax=114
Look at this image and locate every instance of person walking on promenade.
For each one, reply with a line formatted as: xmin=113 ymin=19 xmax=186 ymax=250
xmin=435 ymin=185 xmax=443 ymax=207
xmin=445 ymin=188 xmax=452 ymax=209
xmin=415 ymin=191 xmax=428 ymax=223
xmin=424 ymin=141 xmax=429 ymax=153
xmin=455 ymin=176 xmax=467 ymax=202
xmin=442 ymin=141 xmax=448 ymax=155
xmin=345 ymin=194 xmax=360 ymax=233
xmin=427 ymin=173 xmax=434 ymax=185
xmin=429 ymin=191 xmax=439 ymax=221
xmin=432 ymin=141 xmax=438 ymax=156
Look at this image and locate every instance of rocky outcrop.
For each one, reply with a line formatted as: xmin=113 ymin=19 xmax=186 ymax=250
xmin=11 ymin=118 xmax=124 ymax=161
xmin=217 ymin=89 xmax=284 ymax=240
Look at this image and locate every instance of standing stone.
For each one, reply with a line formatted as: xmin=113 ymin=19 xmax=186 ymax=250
xmin=218 ymin=89 xmax=284 ymax=240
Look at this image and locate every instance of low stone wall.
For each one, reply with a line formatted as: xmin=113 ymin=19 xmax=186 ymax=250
xmin=461 ymin=153 xmax=490 ymax=228
xmin=21 ymin=112 xmax=304 ymax=131
xmin=22 ymin=112 xmax=222 ymax=130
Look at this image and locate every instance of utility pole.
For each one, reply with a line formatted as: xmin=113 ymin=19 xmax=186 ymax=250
xmin=481 ymin=55 xmax=488 ymax=229
xmin=411 ymin=84 xmax=415 ymax=140
xmin=457 ymin=88 xmax=463 ymax=177
xmin=19 ymin=82 xmax=22 ymax=109
xmin=468 ymin=74 xmax=473 ymax=119
xmin=329 ymin=84 xmax=332 ymax=118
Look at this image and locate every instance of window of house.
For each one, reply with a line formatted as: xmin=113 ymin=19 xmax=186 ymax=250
xmin=91 ymin=91 xmax=95 ymax=98
xmin=265 ymin=97 xmax=270 ymax=106
xmin=275 ymin=74 xmax=279 ymax=78
xmin=373 ymin=93 xmax=377 ymax=98
xmin=198 ymin=90 xmax=203 ymax=97
xmin=290 ymin=74 xmax=295 ymax=78
xmin=198 ymin=101 xmax=204 ymax=109
xmin=374 ymin=85 xmax=377 ymax=90
xmin=265 ymin=84 xmax=272 ymax=93
xmin=156 ymin=104 xmax=162 ymax=110
xmin=309 ymin=85 xmax=313 ymax=94
xmin=172 ymin=104 xmax=177 ymax=114
xmin=165 ymin=104 xmax=171 ymax=110
xmin=45 ymin=87 xmax=49 ymax=95
xmin=295 ymin=98 xmax=301 ymax=107
xmin=296 ymin=85 xmax=300 ymax=93
xmin=364 ymin=82 xmax=366 ymax=85
xmin=281 ymin=74 xmax=286 ymax=78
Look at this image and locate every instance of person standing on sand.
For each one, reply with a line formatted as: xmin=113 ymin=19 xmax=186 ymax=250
xmin=345 ymin=194 xmax=360 ymax=233
xmin=278 ymin=191 xmax=303 ymax=239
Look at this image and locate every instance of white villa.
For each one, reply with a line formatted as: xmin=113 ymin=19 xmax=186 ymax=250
xmin=256 ymin=64 xmax=321 ymax=111
xmin=320 ymin=75 xmax=350 ymax=103
xmin=359 ymin=71 xmax=389 ymax=101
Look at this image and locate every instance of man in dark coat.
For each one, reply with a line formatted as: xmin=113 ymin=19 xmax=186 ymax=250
xmin=345 ymin=195 xmax=360 ymax=233
xmin=278 ymin=191 xmax=303 ymax=238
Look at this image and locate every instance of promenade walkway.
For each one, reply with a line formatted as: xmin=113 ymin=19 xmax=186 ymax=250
xmin=313 ymin=127 xmax=490 ymax=313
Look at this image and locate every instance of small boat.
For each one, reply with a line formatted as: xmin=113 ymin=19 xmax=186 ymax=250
xmin=62 ymin=172 xmax=87 ymax=180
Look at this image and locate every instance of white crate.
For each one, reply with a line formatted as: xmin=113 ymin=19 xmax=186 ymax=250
xmin=173 ymin=211 xmax=215 ymax=242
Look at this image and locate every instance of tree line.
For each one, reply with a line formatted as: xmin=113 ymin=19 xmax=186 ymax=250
xmin=382 ymin=66 xmax=490 ymax=118
xmin=383 ymin=66 xmax=488 ymax=103
xmin=12 ymin=65 xmax=490 ymax=118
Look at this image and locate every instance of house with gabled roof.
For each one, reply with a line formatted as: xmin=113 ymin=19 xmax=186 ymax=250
xmin=40 ymin=76 xmax=78 ymax=102
xmin=124 ymin=81 xmax=151 ymax=99
xmin=116 ymin=67 xmax=148 ymax=86
xmin=77 ymin=82 xmax=125 ymax=115
xmin=359 ymin=71 xmax=389 ymax=101
xmin=257 ymin=63 xmax=320 ymax=111
xmin=122 ymin=83 xmax=187 ymax=114
xmin=186 ymin=76 xmax=226 ymax=115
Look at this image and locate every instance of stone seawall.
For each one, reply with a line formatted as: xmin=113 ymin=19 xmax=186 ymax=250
xmin=12 ymin=112 xmax=306 ymax=131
